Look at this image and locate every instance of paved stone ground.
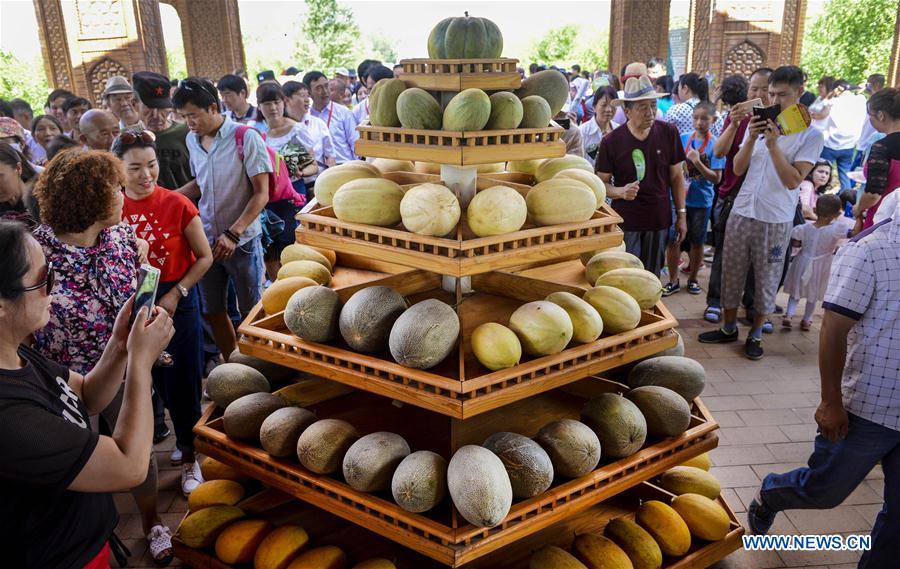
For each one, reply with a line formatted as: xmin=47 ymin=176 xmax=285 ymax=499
xmin=115 ymin=265 xmax=880 ymax=568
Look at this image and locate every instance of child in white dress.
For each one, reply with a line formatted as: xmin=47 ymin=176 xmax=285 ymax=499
xmin=782 ymin=194 xmax=852 ymax=330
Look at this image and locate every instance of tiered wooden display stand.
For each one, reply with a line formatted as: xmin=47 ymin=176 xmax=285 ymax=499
xmin=181 ymin=59 xmax=742 ymax=569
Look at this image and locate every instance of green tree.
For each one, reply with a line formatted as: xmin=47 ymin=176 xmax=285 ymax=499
xmin=368 ymin=33 xmax=398 ymax=66
xmin=0 ymin=51 xmax=50 ymax=110
xmin=166 ymin=45 xmax=187 ymax=82
xmin=528 ymin=25 xmax=579 ymax=67
xmin=801 ymin=0 xmax=897 ymax=84
xmin=295 ymin=0 xmax=360 ymax=75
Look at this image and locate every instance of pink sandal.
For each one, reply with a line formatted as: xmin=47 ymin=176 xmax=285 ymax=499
xmin=800 ymin=320 xmax=812 ymax=331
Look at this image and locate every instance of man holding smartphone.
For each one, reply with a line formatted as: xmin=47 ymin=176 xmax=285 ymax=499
xmin=699 ymin=66 xmax=824 ymax=360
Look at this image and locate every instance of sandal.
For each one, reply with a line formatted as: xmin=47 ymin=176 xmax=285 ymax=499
xmin=782 ymin=316 xmax=793 ymax=329
xmin=704 ymin=306 xmax=722 ymax=323
xmin=800 ymin=320 xmax=812 ymax=331
xmin=147 ymin=525 xmax=174 ymax=566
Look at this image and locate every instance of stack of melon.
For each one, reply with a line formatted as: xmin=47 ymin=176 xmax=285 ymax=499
xmin=259 ymin=243 xmax=337 ymax=315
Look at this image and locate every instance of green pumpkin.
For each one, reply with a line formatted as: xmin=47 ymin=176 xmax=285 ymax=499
xmin=427 ymin=13 xmax=503 ymax=59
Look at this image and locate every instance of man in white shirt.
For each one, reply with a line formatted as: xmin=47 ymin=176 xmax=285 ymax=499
xmin=819 ymin=80 xmax=867 ymax=190
xmin=304 ymin=71 xmax=358 ymax=164
xmin=352 ymin=64 xmax=394 ymax=125
xmin=699 ymin=66 xmax=824 ymax=360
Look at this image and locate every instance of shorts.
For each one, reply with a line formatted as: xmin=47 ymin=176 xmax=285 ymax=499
xmin=623 ymin=228 xmax=668 ymax=277
xmin=721 ymin=213 xmax=792 ymax=315
xmin=200 ymin=236 xmax=265 ymax=319
xmin=685 ymin=206 xmax=711 ymax=246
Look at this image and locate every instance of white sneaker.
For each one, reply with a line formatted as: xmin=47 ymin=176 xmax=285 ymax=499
xmin=181 ymin=461 xmax=203 ymax=496
xmin=170 ymin=448 xmax=183 ymax=466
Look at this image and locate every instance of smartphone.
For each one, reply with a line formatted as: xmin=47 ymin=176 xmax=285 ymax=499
xmin=556 ymin=117 xmax=571 ymax=130
xmin=130 ymin=264 xmax=161 ymax=327
xmin=752 ymin=104 xmax=782 ymax=123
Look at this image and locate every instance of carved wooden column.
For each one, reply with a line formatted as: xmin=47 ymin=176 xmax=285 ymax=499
xmin=889 ymin=6 xmax=900 ymax=87
xmin=608 ymin=0 xmax=671 ymax=76
xmin=165 ymin=0 xmax=246 ymax=79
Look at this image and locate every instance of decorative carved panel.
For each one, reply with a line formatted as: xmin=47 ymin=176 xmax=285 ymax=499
xmin=34 ymin=0 xmax=74 ymax=91
xmin=723 ymin=40 xmax=766 ymax=77
xmin=75 ymin=0 xmax=128 ymax=40
xmin=608 ymin=0 xmax=670 ymax=77
xmin=137 ymin=0 xmax=166 ymax=74
xmin=688 ymin=0 xmax=713 ymax=74
xmin=88 ymin=57 xmax=130 ymax=105
xmin=889 ymin=6 xmax=900 ymax=87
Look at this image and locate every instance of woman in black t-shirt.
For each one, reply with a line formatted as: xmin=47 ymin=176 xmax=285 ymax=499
xmin=0 ymin=220 xmax=173 ymax=568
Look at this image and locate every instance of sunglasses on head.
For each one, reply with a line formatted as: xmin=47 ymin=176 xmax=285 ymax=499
xmin=117 ymin=130 xmax=156 ymax=145
xmin=20 ymin=263 xmax=55 ymax=296
xmin=178 ymin=79 xmax=219 ymax=102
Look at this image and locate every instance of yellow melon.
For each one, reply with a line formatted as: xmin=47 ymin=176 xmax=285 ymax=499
xmin=187 ymin=479 xmax=246 ymax=512
xmin=254 ymin=525 xmax=310 ymax=569
xmin=635 ymin=500 xmax=692 ymax=556
xmin=215 ymin=519 xmax=273 ymax=564
xmin=313 ymin=163 xmax=380 ymax=206
xmin=671 ymin=493 xmax=731 ymax=541
xmin=262 ymin=277 xmax=319 ymax=314
xmin=277 ymin=261 xmax=331 ymax=286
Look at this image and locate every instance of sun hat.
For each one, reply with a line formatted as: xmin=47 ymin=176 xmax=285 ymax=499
xmin=103 ymin=76 xmax=134 ymax=97
xmin=621 ymin=62 xmax=649 ymax=82
xmin=611 ymin=74 xmax=665 ymax=106
xmin=0 ymin=117 xmax=25 ymax=143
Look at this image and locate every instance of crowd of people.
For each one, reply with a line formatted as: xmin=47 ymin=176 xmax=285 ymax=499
xmin=0 ymin=52 xmax=898 ymax=568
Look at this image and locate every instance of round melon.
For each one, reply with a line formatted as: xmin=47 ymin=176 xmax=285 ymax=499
xmin=314 ymin=163 xmax=380 ymax=206
xmin=223 ymin=392 xmax=288 ymax=443
xmin=572 ymin=533 xmax=633 ymax=569
xmin=519 ymin=95 xmax=552 ymax=128
xmin=627 ymin=356 xmax=706 ymax=402
xmin=296 ymin=419 xmax=360 ymax=474
xmin=636 ymin=500 xmax=692 ymax=556
xmin=555 ymin=169 xmax=607 ymax=207
xmin=534 ymin=155 xmax=594 ymax=182
xmin=332 ymin=178 xmax=404 ymax=227
xmin=534 ymin=419 xmax=601 ymax=478
xmin=400 ymin=184 xmax=460 ymax=237
xmin=471 ymin=322 xmax=522 ymax=371
xmin=447 ymin=445 xmax=513 ymax=528
xmin=660 ymin=466 xmax=722 ymax=499
xmin=388 ymin=298 xmax=460 ymax=369
xmin=508 ymin=300 xmax=574 ymax=356
xmin=545 ymin=291 xmax=604 ymax=343
xmin=397 ymin=88 xmax=443 ymax=130
xmin=595 ymin=268 xmax=663 ymax=310
xmin=427 ymin=14 xmax=503 ymax=59
xmin=391 ymin=450 xmax=448 ymax=513
xmin=671 ymin=494 xmax=731 ymax=541
xmin=582 ymin=286 xmax=642 ymax=334
xmin=370 ymin=158 xmax=416 ymax=174
xmin=443 ymin=88 xmax=491 ymax=131
xmin=207 ymin=363 xmax=270 ymax=409
xmin=280 ymin=244 xmax=333 ymax=271
xmin=486 ymin=91 xmax=523 ymax=129
xmin=529 ymin=546 xmax=588 ymax=569
xmin=506 ymin=159 xmax=545 ymax=175
xmin=515 ymin=69 xmax=570 ymax=116
xmin=343 ymin=432 xmax=411 ymax=492
xmin=260 ymin=406 xmax=317 ymax=458
xmin=526 ymin=179 xmax=596 ymax=225
xmin=581 ymin=393 xmax=647 ymax=458
xmin=467 ymin=185 xmax=527 ymax=237
xmin=215 ymin=519 xmax=273 ymax=565
xmin=368 ymin=78 xmax=407 ymax=127
xmin=585 ymin=251 xmax=644 ymax=285
xmin=626 ymin=385 xmax=691 ymax=438
xmin=339 ymin=286 xmax=407 ymax=353
xmin=285 ymin=285 xmax=341 ymax=343
xmin=262 ymin=277 xmax=318 ymax=314
xmin=483 ymin=432 xmax=553 ymax=498
xmin=277 ymin=261 xmax=331 ymax=286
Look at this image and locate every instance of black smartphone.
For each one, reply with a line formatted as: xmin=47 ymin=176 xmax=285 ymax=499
xmin=556 ymin=117 xmax=571 ymax=130
xmin=752 ymin=104 xmax=782 ymax=123
xmin=130 ymin=264 xmax=161 ymax=327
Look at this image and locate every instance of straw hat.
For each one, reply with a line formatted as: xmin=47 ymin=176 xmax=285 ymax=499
xmin=103 ymin=75 xmax=134 ymax=97
xmin=612 ymin=74 xmax=665 ymax=106
xmin=621 ymin=62 xmax=649 ymax=82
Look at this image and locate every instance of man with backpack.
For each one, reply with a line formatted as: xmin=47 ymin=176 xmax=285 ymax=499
xmin=173 ymin=77 xmax=272 ymax=358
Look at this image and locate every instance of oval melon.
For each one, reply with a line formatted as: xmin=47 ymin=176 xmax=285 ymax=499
xmin=508 ymin=300 xmax=574 ymax=356
xmin=263 ymin=277 xmax=319 ymax=314
xmin=280 ymin=244 xmax=332 ymax=271
xmin=443 ymin=88 xmax=491 ymax=131
xmin=661 ymin=466 xmax=722 ymax=499
xmin=400 ymin=184 xmax=460 ymax=236
xmin=604 ymin=517 xmax=663 ymax=569
xmin=397 ymin=88 xmax=443 ymax=130
xmin=526 ymin=179 xmax=596 ymax=225
xmin=339 ymin=286 xmax=407 ymax=353
xmin=391 ymin=450 xmax=448 ymax=513
xmin=207 ymin=363 xmax=270 ymax=409
xmin=188 ymin=479 xmax=246 ymax=512
xmin=507 ymin=159 xmax=545 ymax=175
xmin=447 ymin=445 xmax=513 ymax=528
xmin=595 ymin=269 xmax=663 ymax=309
xmin=581 ymin=393 xmax=647 ymax=458
xmin=368 ymin=78 xmax=407 ymax=127
xmin=223 ymin=392 xmax=287 ymax=443
xmin=260 ymin=406 xmax=317 ymax=458
xmin=585 ymin=251 xmax=644 ymax=284
xmin=483 ymin=432 xmax=553 ymax=498
xmin=389 ymin=298 xmax=460 ymax=369
xmin=201 ymin=457 xmax=252 ymax=483
xmin=471 ymin=322 xmax=522 ymax=371
xmin=343 ymin=431 xmax=411 ymax=492
xmin=515 ymin=69 xmax=570 ymax=116
xmin=254 ymin=524 xmax=310 ymax=569
xmin=277 ymin=261 xmax=332 ymax=286
xmin=635 ymin=500 xmax=692 ymax=556
xmin=215 ymin=519 xmax=273 ymax=564
xmin=296 ymin=419 xmax=360 ymax=475
xmin=313 ymin=163 xmax=380 ymax=207
xmin=529 ymin=546 xmax=588 ymax=569
xmin=286 ymin=546 xmax=347 ymax=569
xmin=343 ymin=160 xmax=381 ymax=176
xmin=572 ymin=533 xmax=634 ymax=569
xmin=427 ymin=14 xmax=503 ymax=59
xmin=556 ymin=169 xmax=607 ymax=207
xmin=518 ymin=95 xmax=551 ymax=128
xmin=655 ymin=331 xmax=685 ymax=358
xmin=486 ymin=92 xmax=523 ymax=129
xmin=534 ymin=155 xmax=594 ymax=182
xmin=671 ymin=493 xmax=731 ymax=541
xmin=626 ymin=386 xmax=691 ymax=438
xmin=332 ymin=178 xmax=404 ymax=227
xmin=353 ymin=560 xmax=396 ymax=569
xmin=627 ymin=356 xmax=706 ymax=402
xmin=467 ymin=185 xmax=527 ymax=237
xmin=579 ymin=241 xmax=627 ymax=265
xmin=179 ymin=505 xmax=245 ymax=548
xmin=534 ymin=418 xmax=601 ymax=478
xmin=681 ymin=452 xmax=711 ymax=471
xmin=545 ymin=291 xmax=604 ymax=343
xmin=285 ymin=286 xmax=341 ymax=343
xmin=582 ymin=286 xmax=642 ymax=335
xmin=370 ymin=158 xmax=416 ymax=174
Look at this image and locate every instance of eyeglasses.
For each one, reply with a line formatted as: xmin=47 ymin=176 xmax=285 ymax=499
xmin=19 ymin=263 xmax=54 ymax=296
xmin=178 ymin=79 xmax=219 ymax=102
xmin=117 ymin=130 xmax=156 ymax=145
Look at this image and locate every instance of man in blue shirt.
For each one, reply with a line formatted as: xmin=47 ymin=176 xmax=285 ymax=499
xmin=664 ymin=101 xmax=725 ymax=296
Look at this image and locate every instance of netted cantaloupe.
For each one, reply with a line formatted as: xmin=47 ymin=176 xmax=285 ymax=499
xmin=529 ymin=546 xmax=588 ymax=569
xmin=343 ymin=432 xmax=411 ymax=492
xmin=534 ymin=419 xmax=601 ymax=478
xmin=296 ymin=419 xmax=359 ymax=474
xmin=254 ymin=524 xmax=310 ymax=569
xmin=215 ymin=519 xmax=273 ymax=564
xmin=661 ymin=466 xmax=721 ymax=499
xmin=508 ymin=300 xmax=574 ymax=356
xmin=443 ymin=89 xmax=491 ymax=131
xmin=370 ymin=158 xmax=416 ymax=174
xmin=483 ymin=432 xmax=553 ymax=498
xmin=545 ymin=291 xmax=604 ymax=343
xmin=223 ymin=392 xmax=287 ymax=443
xmin=534 ymin=154 xmax=594 ymax=182
xmin=572 ymin=533 xmax=634 ymax=569
xmin=467 ymin=186 xmax=527 ymax=237
xmin=260 ymin=407 xmax=317 ymax=458
xmin=447 ymin=445 xmax=513 ymax=528
xmin=188 ymin=479 xmax=246 ymax=512
xmin=515 ymin=69 xmax=570 ymax=116
xmin=332 ymin=178 xmax=404 ymax=227
xmin=635 ymin=500 xmax=692 ymax=556
xmin=486 ymin=91 xmax=523 ymax=129
xmin=626 ymin=385 xmax=691 ymax=438
xmin=368 ymin=78 xmax=407 ymax=127
xmin=595 ymin=268 xmax=663 ymax=310
xmin=391 ymin=450 xmax=448 ymax=513
xmin=671 ymin=494 xmax=731 ymax=541
xmin=339 ymin=286 xmax=407 ymax=353
xmin=286 ymin=546 xmax=348 ymax=569
xmin=389 ymin=299 xmax=460 ymax=369
xmin=519 ymin=95 xmax=552 ymax=128
xmin=400 ymin=184 xmax=460 ymax=237
xmin=627 ymin=356 xmax=706 ymax=402
xmin=284 ymin=286 xmax=341 ymax=343
xmin=313 ymin=163 xmax=379 ymax=206
xmin=585 ymin=251 xmax=644 ymax=284
xmin=179 ymin=506 xmax=245 ymax=548
xmin=277 ymin=261 xmax=331 ymax=286
xmin=581 ymin=393 xmax=647 ymax=459
xmin=397 ymin=88 xmax=443 ymax=130
xmin=604 ymin=517 xmax=663 ymax=569
xmin=582 ymin=286 xmax=642 ymax=335
xmin=471 ymin=322 xmax=522 ymax=370
xmin=263 ymin=277 xmax=318 ymax=314
xmin=526 ymin=179 xmax=597 ymax=225
xmin=280 ymin=244 xmax=333 ymax=271
xmin=556 ymin=168 xmax=607 ymax=207
xmin=207 ymin=363 xmax=270 ymax=409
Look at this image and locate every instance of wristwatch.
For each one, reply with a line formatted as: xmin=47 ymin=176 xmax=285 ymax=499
xmin=676 ymin=208 xmax=687 ymax=214
xmin=176 ymin=284 xmax=189 ymax=298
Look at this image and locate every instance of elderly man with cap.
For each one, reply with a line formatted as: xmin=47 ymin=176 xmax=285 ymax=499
xmin=78 ymin=109 xmax=120 ymax=151
xmin=595 ymin=74 xmax=687 ymax=276
xmin=103 ymin=76 xmax=142 ymax=130
xmin=133 ymin=71 xmax=193 ymax=191
xmin=613 ymin=63 xmax=664 ymax=125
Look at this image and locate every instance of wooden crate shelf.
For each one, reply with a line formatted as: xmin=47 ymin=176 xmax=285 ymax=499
xmin=398 ymin=58 xmax=521 ymax=91
xmin=355 ymin=121 xmax=565 ymax=165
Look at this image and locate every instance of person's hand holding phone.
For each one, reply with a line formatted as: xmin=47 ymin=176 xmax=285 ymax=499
xmin=748 ymin=116 xmax=768 ymax=138
xmin=762 ymin=119 xmax=781 ymax=148
xmin=110 ymin=295 xmax=136 ymax=353
xmin=127 ymin=306 xmax=175 ymax=370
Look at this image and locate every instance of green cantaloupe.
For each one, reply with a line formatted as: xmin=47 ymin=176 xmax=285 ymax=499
xmin=626 ymin=386 xmax=691 ymax=438
xmin=534 ymin=418 xmax=601 ymax=478
xmin=260 ymin=407 xmax=317 ymax=458
xmin=467 ymin=185 xmax=528 ymax=237
xmin=604 ymin=517 xmax=663 ymax=569
xmin=555 ymin=169 xmax=607 ymax=207
xmin=339 ymin=286 xmax=407 ymax=353
xmin=585 ymin=251 xmax=644 ymax=284
xmin=508 ymin=300 xmax=574 ymax=356
xmin=277 ymin=260 xmax=332 ymax=286
xmin=388 ymin=298 xmax=460 ymax=369
xmin=342 ymin=431 xmax=411 ymax=492
xmin=207 ymin=363 xmax=270 ymax=409
xmin=582 ymin=286 xmax=642 ymax=335
xmin=529 ymin=546 xmax=589 ymax=569
xmin=660 ymin=466 xmax=721 ymax=499
xmin=223 ymin=392 xmax=287 ymax=443
xmin=518 ymin=95 xmax=552 ymax=128
xmin=515 ymin=69 xmax=570 ymax=116
xmin=332 ymin=178 xmax=405 ymax=227
xmin=296 ymin=419 xmax=360 ymax=474
xmin=483 ymin=432 xmax=554 ymax=498
xmin=284 ymin=286 xmax=341 ymax=343
xmin=368 ymin=78 xmax=407 ymax=127
xmin=397 ymin=88 xmax=443 ymax=130
xmin=471 ymin=322 xmax=522 ymax=370
xmin=545 ymin=291 xmax=604 ymax=343
xmin=581 ymin=393 xmax=647 ymax=458
xmin=486 ymin=92 xmax=523 ymax=129
xmin=571 ymin=533 xmax=634 ymax=569
xmin=391 ymin=450 xmax=448 ymax=513
xmin=627 ymin=356 xmax=706 ymax=402
xmin=526 ymin=178 xmax=597 ymax=225
xmin=443 ymin=89 xmax=491 ymax=131
xmin=447 ymin=445 xmax=513 ymax=528
xmin=595 ymin=268 xmax=663 ymax=310
xmin=534 ymin=155 xmax=594 ymax=182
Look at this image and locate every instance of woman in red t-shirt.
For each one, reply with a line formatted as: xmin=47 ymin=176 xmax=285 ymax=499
xmin=113 ymin=131 xmax=212 ymax=506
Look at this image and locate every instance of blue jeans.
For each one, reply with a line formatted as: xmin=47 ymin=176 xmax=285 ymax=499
xmin=760 ymin=413 xmax=900 ymax=568
xmin=200 ymin=236 xmax=265 ymax=320
xmin=821 ymin=146 xmax=856 ymax=190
